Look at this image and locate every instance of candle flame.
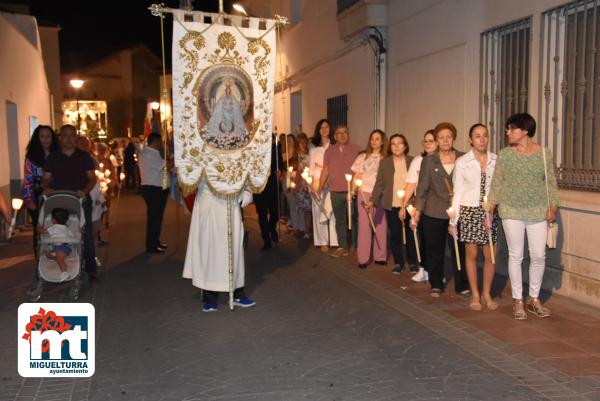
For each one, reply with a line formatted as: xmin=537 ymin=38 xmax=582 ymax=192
xmin=397 ymin=190 xmax=405 ymax=198
xmin=354 ymin=178 xmax=363 ymax=187
xmin=306 ymin=176 xmax=313 ymax=184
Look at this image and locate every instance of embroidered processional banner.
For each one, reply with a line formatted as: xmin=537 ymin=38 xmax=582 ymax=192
xmin=172 ymin=10 xmax=276 ymax=196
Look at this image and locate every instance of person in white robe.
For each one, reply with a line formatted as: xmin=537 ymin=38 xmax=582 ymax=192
xmin=182 ymin=182 xmax=254 ymax=312
xmin=308 ymin=119 xmax=338 ymax=252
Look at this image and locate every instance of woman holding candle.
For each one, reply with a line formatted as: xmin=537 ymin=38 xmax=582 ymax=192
xmin=353 ymin=129 xmax=388 ymax=268
xmin=282 ymin=134 xmax=302 ymax=234
xmin=487 ymin=113 xmax=558 ymax=319
xmin=450 ymin=124 xmax=498 ymax=310
xmin=23 ymin=125 xmax=59 ymax=259
xmin=296 ymin=133 xmax=312 ymax=239
xmin=309 ymin=119 xmax=338 ymax=252
xmin=402 ymin=130 xmax=438 ymax=281
xmin=412 ymin=122 xmax=468 ymax=297
xmin=370 ymin=134 xmax=414 ymax=274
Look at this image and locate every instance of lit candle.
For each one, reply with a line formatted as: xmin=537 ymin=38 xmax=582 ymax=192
xmin=405 ymin=205 xmax=420 ymax=263
xmin=345 ymin=174 xmax=353 ymax=230
xmin=120 ymin=172 xmax=126 ymax=180
xmin=104 ymin=169 xmax=111 ymax=177
xmin=446 ymin=207 xmax=461 ymax=271
xmin=397 ymin=189 xmax=406 ymax=244
xmin=99 ymin=162 xmax=104 ymax=169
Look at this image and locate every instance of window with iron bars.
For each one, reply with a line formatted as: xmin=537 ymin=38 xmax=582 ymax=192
xmin=540 ymin=0 xmax=600 ymax=192
xmin=327 ymin=94 xmax=348 ymax=131
xmin=480 ymin=17 xmax=531 ymax=153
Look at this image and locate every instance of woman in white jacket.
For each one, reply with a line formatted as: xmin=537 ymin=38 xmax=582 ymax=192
xmin=449 ymin=124 xmax=498 ymax=311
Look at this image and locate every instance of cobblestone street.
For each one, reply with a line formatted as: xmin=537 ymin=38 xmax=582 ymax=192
xmin=1 ymin=193 xmax=599 ymax=401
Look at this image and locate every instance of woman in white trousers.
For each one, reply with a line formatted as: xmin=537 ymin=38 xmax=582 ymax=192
xmin=488 ymin=113 xmax=558 ymax=320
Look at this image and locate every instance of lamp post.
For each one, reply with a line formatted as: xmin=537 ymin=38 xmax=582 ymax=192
xmin=70 ymin=79 xmax=84 ymax=134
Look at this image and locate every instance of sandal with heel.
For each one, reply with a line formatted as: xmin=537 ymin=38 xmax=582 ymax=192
xmin=513 ymin=299 xmax=527 ymax=320
xmin=527 ymin=297 xmax=551 ymax=318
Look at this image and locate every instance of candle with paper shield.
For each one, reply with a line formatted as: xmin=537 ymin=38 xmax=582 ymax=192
xmin=406 ymin=205 xmax=421 ymax=263
xmin=481 ymin=196 xmax=495 ymax=264
xmin=397 ymin=189 xmax=406 ymax=245
xmin=7 ymin=198 xmax=24 ymax=240
xmin=446 ymin=207 xmax=462 ymax=271
xmin=286 ymin=166 xmax=293 ymax=189
xmin=345 ymin=174 xmax=353 ymax=230
xmin=354 ymin=178 xmax=376 ymax=232
xmin=118 ymin=173 xmax=126 ymax=200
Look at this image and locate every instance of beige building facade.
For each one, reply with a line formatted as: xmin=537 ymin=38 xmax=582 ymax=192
xmin=0 ymin=11 xmax=51 ymax=204
xmin=240 ymin=0 xmax=600 ymax=307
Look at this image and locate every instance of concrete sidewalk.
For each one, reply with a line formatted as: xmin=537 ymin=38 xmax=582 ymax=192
xmin=0 ymin=192 xmax=599 ymax=401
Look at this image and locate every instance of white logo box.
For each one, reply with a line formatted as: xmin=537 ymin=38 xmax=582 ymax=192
xmin=18 ymin=303 xmax=95 ymax=378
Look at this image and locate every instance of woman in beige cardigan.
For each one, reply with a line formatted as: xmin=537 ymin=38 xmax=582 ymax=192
xmin=370 ymin=134 xmax=414 ymax=274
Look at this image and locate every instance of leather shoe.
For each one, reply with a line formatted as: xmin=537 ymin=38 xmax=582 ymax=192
xmin=159 ymin=242 xmax=168 ymax=249
xmin=146 ymin=247 xmax=166 ymax=254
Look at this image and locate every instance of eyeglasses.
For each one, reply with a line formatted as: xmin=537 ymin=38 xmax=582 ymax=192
xmin=423 ymin=140 xmax=435 ymax=144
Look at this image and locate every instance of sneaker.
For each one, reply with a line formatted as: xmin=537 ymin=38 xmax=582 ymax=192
xmin=303 ymin=233 xmax=311 ymax=239
xmin=411 ymin=267 xmax=428 ymax=282
xmin=392 ymin=264 xmax=403 ymax=275
xmin=234 ymin=297 xmax=256 ymax=308
xmin=59 ymin=271 xmax=70 ymax=282
xmin=202 ymin=303 xmax=218 ymax=312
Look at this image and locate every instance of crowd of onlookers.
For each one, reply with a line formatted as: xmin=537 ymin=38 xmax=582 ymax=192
xmin=21 ymin=124 xmax=150 ymax=282
xmin=18 ymin=112 xmax=559 ymax=320
xmin=263 ymin=113 xmax=558 ymax=319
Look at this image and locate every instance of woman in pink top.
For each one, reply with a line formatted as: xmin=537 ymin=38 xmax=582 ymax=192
xmin=352 ymin=129 xmax=387 ymax=268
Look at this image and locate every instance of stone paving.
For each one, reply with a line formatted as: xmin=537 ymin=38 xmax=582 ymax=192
xmin=0 ymin=193 xmax=598 ymax=400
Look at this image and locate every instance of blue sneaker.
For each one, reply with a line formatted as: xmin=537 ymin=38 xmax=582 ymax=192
xmin=202 ymin=303 xmax=218 ymax=312
xmin=233 ymin=297 xmax=256 ymax=308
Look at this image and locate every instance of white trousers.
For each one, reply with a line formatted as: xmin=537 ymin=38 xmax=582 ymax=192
xmin=502 ymin=219 xmax=547 ymax=299
xmin=311 ymin=190 xmax=338 ymax=247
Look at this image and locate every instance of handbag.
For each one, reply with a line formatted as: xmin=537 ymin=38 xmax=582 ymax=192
xmin=542 ymin=148 xmax=558 ymax=249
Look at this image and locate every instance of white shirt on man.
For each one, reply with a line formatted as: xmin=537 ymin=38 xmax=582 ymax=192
xmin=138 ymin=146 xmax=164 ymax=187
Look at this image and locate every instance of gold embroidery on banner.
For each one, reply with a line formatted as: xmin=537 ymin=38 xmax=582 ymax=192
xmin=248 ymin=39 xmax=271 ymax=93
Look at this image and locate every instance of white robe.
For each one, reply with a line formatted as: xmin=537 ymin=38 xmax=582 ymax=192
xmin=308 ymin=144 xmax=338 ymax=247
xmin=182 ymin=183 xmax=244 ymax=291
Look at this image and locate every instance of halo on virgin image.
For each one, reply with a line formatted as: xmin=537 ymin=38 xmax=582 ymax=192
xmin=196 ymin=64 xmax=255 ymax=151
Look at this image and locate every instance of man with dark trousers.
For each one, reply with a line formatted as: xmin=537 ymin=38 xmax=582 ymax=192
xmin=138 ymin=133 xmax=169 ymax=254
xmin=42 ymin=124 xmax=98 ymax=282
xmin=254 ymin=133 xmax=283 ymax=250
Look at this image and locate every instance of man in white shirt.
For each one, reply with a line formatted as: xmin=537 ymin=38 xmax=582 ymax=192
xmin=139 ymin=133 xmax=169 ymax=254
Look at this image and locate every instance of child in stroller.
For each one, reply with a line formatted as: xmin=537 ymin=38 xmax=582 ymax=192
xmin=37 ymin=208 xmax=73 ymax=282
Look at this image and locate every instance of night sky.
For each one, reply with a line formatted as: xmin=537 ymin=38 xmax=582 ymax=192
xmin=22 ymin=0 xmax=235 ymax=70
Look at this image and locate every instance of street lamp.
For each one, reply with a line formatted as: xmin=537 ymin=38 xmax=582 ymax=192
xmin=70 ymin=79 xmax=85 ymax=134
xmin=233 ymin=3 xmax=248 ymax=16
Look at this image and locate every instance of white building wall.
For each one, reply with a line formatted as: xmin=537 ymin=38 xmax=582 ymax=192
xmin=247 ymin=0 xmax=377 ymax=143
xmin=0 ymin=12 xmax=51 ymax=201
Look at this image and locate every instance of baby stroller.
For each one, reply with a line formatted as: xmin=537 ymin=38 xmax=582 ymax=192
xmin=29 ymin=191 xmax=85 ymax=301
